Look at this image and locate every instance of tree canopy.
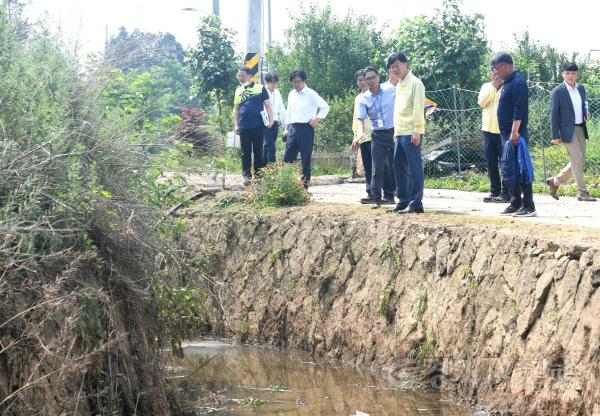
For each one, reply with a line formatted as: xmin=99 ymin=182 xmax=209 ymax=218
xmin=104 ymin=27 xmax=185 ymax=71
xmin=389 ymin=0 xmax=489 ymax=90
xmin=267 ymin=4 xmax=385 ymax=99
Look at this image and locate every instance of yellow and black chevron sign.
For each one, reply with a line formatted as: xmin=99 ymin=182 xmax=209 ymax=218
xmin=244 ymin=52 xmax=259 ymax=81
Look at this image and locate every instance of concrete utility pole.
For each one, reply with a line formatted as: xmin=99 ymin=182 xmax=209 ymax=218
xmin=212 ymin=0 xmax=220 ymax=16
xmin=245 ymin=0 xmax=262 ymax=82
xmin=267 ymin=0 xmax=272 ymax=72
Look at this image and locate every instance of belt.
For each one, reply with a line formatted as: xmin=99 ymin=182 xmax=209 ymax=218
xmin=290 ymin=122 xmax=310 ymax=126
xmin=575 ymin=123 xmax=584 ymax=127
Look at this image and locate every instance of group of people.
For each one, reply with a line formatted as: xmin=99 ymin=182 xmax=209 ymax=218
xmin=478 ymin=53 xmax=596 ymax=218
xmin=233 ymin=67 xmax=329 ymax=188
xmin=233 ymin=50 xmax=595 ymax=214
xmin=352 ymin=53 xmax=426 ymax=214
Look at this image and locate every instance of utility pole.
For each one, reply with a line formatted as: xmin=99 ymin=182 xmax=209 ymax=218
xmin=245 ymin=0 xmax=262 ymax=82
xmin=212 ymin=0 xmax=220 ymax=17
xmin=267 ymin=0 xmax=272 ymax=72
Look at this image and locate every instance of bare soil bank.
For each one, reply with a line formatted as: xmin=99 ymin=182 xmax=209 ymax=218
xmin=182 ymin=202 xmax=600 ymax=415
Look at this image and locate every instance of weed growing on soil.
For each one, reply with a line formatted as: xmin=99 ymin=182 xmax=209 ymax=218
xmin=241 ymin=396 xmax=265 ymax=408
xmin=378 ymin=283 xmax=396 ymax=320
xmin=244 ymin=163 xmax=309 ymax=208
xmin=416 ymin=289 xmax=428 ymax=320
xmin=268 ymin=249 xmax=282 ymax=266
xmin=412 ymin=330 xmax=438 ymax=367
xmin=380 ymin=240 xmax=394 ymax=258
xmin=395 ymin=254 xmax=403 ymax=269
xmin=239 ymin=320 xmax=251 ymax=342
xmin=266 ymin=383 xmax=288 ymax=392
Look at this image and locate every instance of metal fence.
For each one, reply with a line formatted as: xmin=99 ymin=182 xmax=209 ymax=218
xmin=424 ymin=83 xmax=600 ymax=183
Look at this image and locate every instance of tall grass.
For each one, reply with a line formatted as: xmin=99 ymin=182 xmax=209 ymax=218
xmin=0 ymin=4 xmax=210 ymax=414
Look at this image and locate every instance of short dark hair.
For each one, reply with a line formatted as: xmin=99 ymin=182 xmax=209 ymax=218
xmin=289 ymin=70 xmax=307 ymax=81
xmin=238 ymin=66 xmax=253 ymax=75
xmin=354 ymin=69 xmax=366 ymax=81
xmin=363 ymin=66 xmax=379 ymax=76
xmin=562 ymin=62 xmax=578 ymax=72
xmin=387 ymin=52 xmax=408 ymax=69
xmin=490 ymin=52 xmax=513 ymax=67
xmin=264 ymin=73 xmax=279 ymax=83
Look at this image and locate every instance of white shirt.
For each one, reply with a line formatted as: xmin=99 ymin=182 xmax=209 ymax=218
xmin=565 ymin=82 xmax=583 ymax=124
xmin=266 ymin=88 xmax=286 ymax=125
xmin=286 ymin=86 xmax=329 ymax=124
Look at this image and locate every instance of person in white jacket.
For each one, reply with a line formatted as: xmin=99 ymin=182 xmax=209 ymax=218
xmin=263 ymin=73 xmax=286 ymax=164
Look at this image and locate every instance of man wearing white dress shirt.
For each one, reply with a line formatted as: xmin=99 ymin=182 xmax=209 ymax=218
xmin=546 ymin=62 xmax=596 ymax=201
xmin=283 ymin=70 xmax=330 ymax=188
xmin=263 ymin=73 xmax=287 ymax=164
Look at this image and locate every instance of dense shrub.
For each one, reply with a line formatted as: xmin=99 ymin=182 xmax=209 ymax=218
xmin=173 ymin=107 xmax=216 ymax=154
xmin=0 ymin=4 xmax=211 ymax=414
xmin=314 ymin=92 xmax=355 ymax=151
xmin=245 ymin=163 xmax=309 ymax=207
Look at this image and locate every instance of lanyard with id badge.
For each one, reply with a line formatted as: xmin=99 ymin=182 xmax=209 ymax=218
xmin=372 ymin=91 xmax=385 ymax=129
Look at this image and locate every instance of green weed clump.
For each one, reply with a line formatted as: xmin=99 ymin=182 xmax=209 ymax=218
xmin=245 ymin=163 xmax=309 ymax=208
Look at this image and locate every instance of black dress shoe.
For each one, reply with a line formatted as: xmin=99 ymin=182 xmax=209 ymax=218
xmin=381 ymin=198 xmax=395 ymax=205
xmin=398 ymin=207 xmax=424 ymax=214
xmin=389 ymin=203 xmax=408 ymax=212
xmin=360 ymin=197 xmax=374 ymax=204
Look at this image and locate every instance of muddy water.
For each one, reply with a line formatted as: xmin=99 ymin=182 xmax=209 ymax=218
xmin=167 ymin=340 xmax=473 ymax=415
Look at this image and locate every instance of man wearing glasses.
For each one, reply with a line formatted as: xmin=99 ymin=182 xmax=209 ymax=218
xmin=355 ymin=66 xmax=397 ymax=209
xmin=391 ymin=53 xmax=426 ymax=214
xmin=492 ymin=52 xmax=536 ymax=217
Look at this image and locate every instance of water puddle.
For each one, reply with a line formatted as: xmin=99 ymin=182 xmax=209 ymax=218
xmin=166 ymin=339 xmax=473 ymax=415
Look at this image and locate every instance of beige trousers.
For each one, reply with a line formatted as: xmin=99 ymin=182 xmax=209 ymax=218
xmin=553 ymin=126 xmax=587 ymax=193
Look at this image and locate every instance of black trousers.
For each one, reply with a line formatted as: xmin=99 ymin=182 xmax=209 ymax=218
xmin=240 ymin=127 xmax=264 ymax=177
xmin=283 ymin=123 xmax=314 ymax=183
xmin=370 ymin=129 xmax=396 ymax=201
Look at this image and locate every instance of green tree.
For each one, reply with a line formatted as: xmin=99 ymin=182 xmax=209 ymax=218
xmin=266 ymin=3 xmax=385 ymax=99
xmin=102 ymin=59 xmax=192 ymax=137
xmin=104 ymin=27 xmax=185 ymax=71
xmin=389 ymin=0 xmax=489 ymax=90
xmin=188 ymin=15 xmax=238 ymax=133
xmin=509 ymin=31 xmax=573 ymax=83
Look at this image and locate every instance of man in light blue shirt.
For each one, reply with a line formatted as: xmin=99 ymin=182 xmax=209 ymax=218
xmin=356 ymin=66 xmax=397 ymax=208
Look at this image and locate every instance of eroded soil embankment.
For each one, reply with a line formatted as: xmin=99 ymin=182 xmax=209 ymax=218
xmin=182 ymin=204 xmax=600 ymax=415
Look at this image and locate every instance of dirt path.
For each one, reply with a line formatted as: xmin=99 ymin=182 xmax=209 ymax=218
xmin=310 ymin=181 xmax=600 ymax=230
xmin=177 ymin=171 xmax=600 ymax=233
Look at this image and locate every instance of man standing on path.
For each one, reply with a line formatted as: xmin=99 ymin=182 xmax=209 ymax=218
xmin=351 ymin=69 xmax=374 ymax=203
xmin=478 ymin=71 xmax=509 ymax=203
xmin=283 ymin=70 xmax=329 ymax=189
xmin=493 ymin=52 xmax=537 ymax=217
xmin=356 ymin=66 xmax=397 ymax=209
xmin=234 ymin=67 xmax=273 ymax=186
xmin=546 ymin=62 xmax=596 ymax=202
xmin=391 ymin=53 xmax=426 ymax=214
xmin=263 ymin=73 xmax=286 ymax=165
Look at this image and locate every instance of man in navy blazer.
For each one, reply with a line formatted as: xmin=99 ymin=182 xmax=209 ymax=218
xmin=547 ymin=62 xmax=596 ymax=201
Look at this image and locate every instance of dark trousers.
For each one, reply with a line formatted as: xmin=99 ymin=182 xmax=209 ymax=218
xmin=359 ymin=141 xmax=373 ymax=197
xmin=394 ymin=135 xmax=424 ymax=210
xmin=483 ymin=131 xmax=507 ymax=197
xmin=263 ymin=121 xmax=279 ymax=164
xmin=370 ymin=129 xmax=396 ymax=201
xmin=240 ymin=127 xmax=264 ymax=177
xmin=283 ymin=123 xmax=314 ymax=183
xmin=501 ymin=132 xmax=535 ymax=210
